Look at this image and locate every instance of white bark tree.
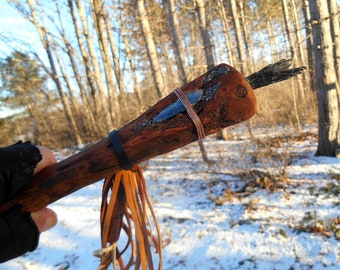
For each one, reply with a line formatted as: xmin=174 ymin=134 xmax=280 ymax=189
xmin=136 ymin=0 xmax=166 ymax=98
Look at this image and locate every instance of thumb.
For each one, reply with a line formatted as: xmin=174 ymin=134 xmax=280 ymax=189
xmin=31 ymin=208 xmax=58 ymax=233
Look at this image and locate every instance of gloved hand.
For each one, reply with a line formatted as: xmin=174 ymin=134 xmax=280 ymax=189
xmin=0 ymin=141 xmax=58 ymax=263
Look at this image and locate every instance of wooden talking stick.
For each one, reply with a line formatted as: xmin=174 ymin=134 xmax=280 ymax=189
xmin=0 ymin=59 xmax=305 ymax=212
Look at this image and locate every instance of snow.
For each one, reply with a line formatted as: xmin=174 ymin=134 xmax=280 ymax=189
xmin=2 ymin=124 xmax=340 ymax=270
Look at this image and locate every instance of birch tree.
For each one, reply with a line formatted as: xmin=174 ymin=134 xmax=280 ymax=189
xmin=122 ymin=31 xmax=144 ymax=112
xmin=215 ymin=0 xmax=234 ymax=66
xmin=55 ymin=1 xmax=97 ymax=139
xmin=230 ymin=0 xmax=247 ymax=73
xmin=74 ymin=0 xmax=113 ymax=131
xmin=136 ymin=0 xmax=166 ymax=98
xmin=302 ymin=0 xmax=316 ymax=90
xmin=163 ymin=0 xmax=187 ymax=84
xmin=191 ymin=0 xmax=213 ymax=161
xmin=25 ymin=0 xmax=83 ymax=146
xmin=195 ymin=0 xmax=215 ymax=69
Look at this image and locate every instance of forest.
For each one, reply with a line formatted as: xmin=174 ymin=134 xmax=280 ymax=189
xmin=1 ymin=1 xmax=340 ymax=269
xmin=0 ymin=0 xmax=339 ymax=157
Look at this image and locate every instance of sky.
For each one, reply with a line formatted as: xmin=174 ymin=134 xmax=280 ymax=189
xmin=0 ymin=1 xmax=38 ymax=118
xmin=0 ymin=1 xmax=38 ymax=57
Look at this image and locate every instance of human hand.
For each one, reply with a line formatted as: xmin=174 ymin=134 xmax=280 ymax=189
xmin=0 ymin=142 xmax=58 ymax=263
xmin=30 ymin=146 xmax=58 ymax=233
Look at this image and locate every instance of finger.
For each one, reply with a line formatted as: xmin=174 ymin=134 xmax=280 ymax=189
xmin=31 ymin=208 xmax=58 ymax=233
xmin=32 ymin=147 xmax=58 ymax=233
xmin=34 ymin=146 xmax=57 ymax=174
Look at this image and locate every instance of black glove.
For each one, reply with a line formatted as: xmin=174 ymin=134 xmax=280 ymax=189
xmin=0 ymin=141 xmax=42 ymax=263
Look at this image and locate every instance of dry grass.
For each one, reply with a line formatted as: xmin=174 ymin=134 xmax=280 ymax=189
xmin=252 ymin=79 xmax=317 ymax=128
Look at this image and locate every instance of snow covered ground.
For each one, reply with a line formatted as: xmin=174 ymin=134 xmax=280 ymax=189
xmin=2 ymin=124 xmax=340 ymax=270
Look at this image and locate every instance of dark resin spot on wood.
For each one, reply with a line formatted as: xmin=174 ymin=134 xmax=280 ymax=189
xmin=236 ymin=85 xmax=248 ymax=98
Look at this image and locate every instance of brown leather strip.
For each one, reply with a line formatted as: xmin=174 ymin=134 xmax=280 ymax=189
xmin=173 ymin=88 xmax=205 ymax=141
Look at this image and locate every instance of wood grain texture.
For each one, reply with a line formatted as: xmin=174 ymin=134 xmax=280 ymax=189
xmin=0 ymin=64 xmax=256 ymax=212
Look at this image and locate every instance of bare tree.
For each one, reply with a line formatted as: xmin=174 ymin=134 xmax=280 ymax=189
xmin=309 ymin=0 xmax=340 ymax=157
xmin=55 ymin=1 xmax=97 ymax=140
xmin=122 ymin=31 xmax=144 ymax=112
xmin=136 ymin=0 xmax=166 ymax=98
xmin=74 ymin=0 xmax=113 ymax=131
xmin=229 ymin=0 xmax=247 ymax=73
xmin=280 ymin=0 xmax=303 ymax=130
xmin=328 ymin=0 xmax=340 ymax=82
xmin=67 ymin=0 xmax=108 ymax=136
xmin=25 ymin=0 xmax=83 ymax=146
xmin=102 ymin=5 xmax=126 ymax=124
xmin=195 ymin=0 xmax=215 ymax=69
xmin=163 ymin=0 xmax=187 ymax=84
xmin=215 ymin=0 xmax=234 ymax=66
xmin=239 ymin=1 xmax=253 ymax=69
xmin=303 ymin=0 xmax=316 ymax=91
xmin=2 ymin=0 xmax=328 ymax=150
xmin=192 ymin=0 xmax=216 ymax=161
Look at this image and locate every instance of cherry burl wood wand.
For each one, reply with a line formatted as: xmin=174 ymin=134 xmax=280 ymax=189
xmin=0 ymin=59 xmax=305 ymax=212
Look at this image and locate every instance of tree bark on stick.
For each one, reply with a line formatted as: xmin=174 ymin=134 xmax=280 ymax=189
xmin=0 ymin=63 xmax=258 ymax=212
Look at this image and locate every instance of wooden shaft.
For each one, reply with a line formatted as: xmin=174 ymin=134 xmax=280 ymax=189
xmin=0 ymin=64 xmax=257 ymax=212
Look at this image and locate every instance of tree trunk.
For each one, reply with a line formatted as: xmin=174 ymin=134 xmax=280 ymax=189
xmin=122 ymin=31 xmax=144 ymax=112
xmin=194 ymin=0 xmax=215 ymax=161
xmin=216 ymin=0 xmax=234 ymax=66
xmin=281 ymin=0 xmax=305 ymax=101
xmin=281 ymin=0 xmax=303 ymax=130
xmin=59 ymin=31 xmax=97 ymax=139
xmin=309 ymin=0 xmax=340 ymax=157
xmin=230 ymin=0 xmax=247 ymax=73
xmin=92 ymin=0 xmax=119 ymax=127
xmin=302 ymin=0 xmax=316 ymax=91
xmin=102 ymin=6 xmax=125 ymax=124
xmin=281 ymin=0 xmax=294 ymax=57
xmin=163 ymin=0 xmax=187 ymax=83
xmin=265 ymin=8 xmax=279 ymax=62
xmin=328 ymin=0 xmax=340 ymax=82
xmin=27 ymin=0 xmax=83 ymax=146
xmin=239 ymin=1 xmax=253 ymax=70
xmin=26 ymin=104 xmax=39 ymax=145
xmin=76 ymin=0 xmax=112 ymax=132
xmin=291 ymin=0 xmax=309 ymax=88
xmin=136 ymin=0 xmax=166 ymax=98
xmin=159 ymin=35 xmax=176 ymax=89
xmin=56 ymin=1 xmax=97 ymax=140
xmin=195 ymin=0 xmax=215 ymax=70
xmin=67 ymin=0 xmax=104 ymax=135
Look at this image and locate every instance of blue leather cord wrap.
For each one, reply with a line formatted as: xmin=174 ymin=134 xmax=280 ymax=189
xmin=109 ymin=130 xmax=134 ymax=170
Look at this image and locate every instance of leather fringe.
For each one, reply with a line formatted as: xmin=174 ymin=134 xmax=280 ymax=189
xmin=94 ymin=165 xmax=162 ymax=270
